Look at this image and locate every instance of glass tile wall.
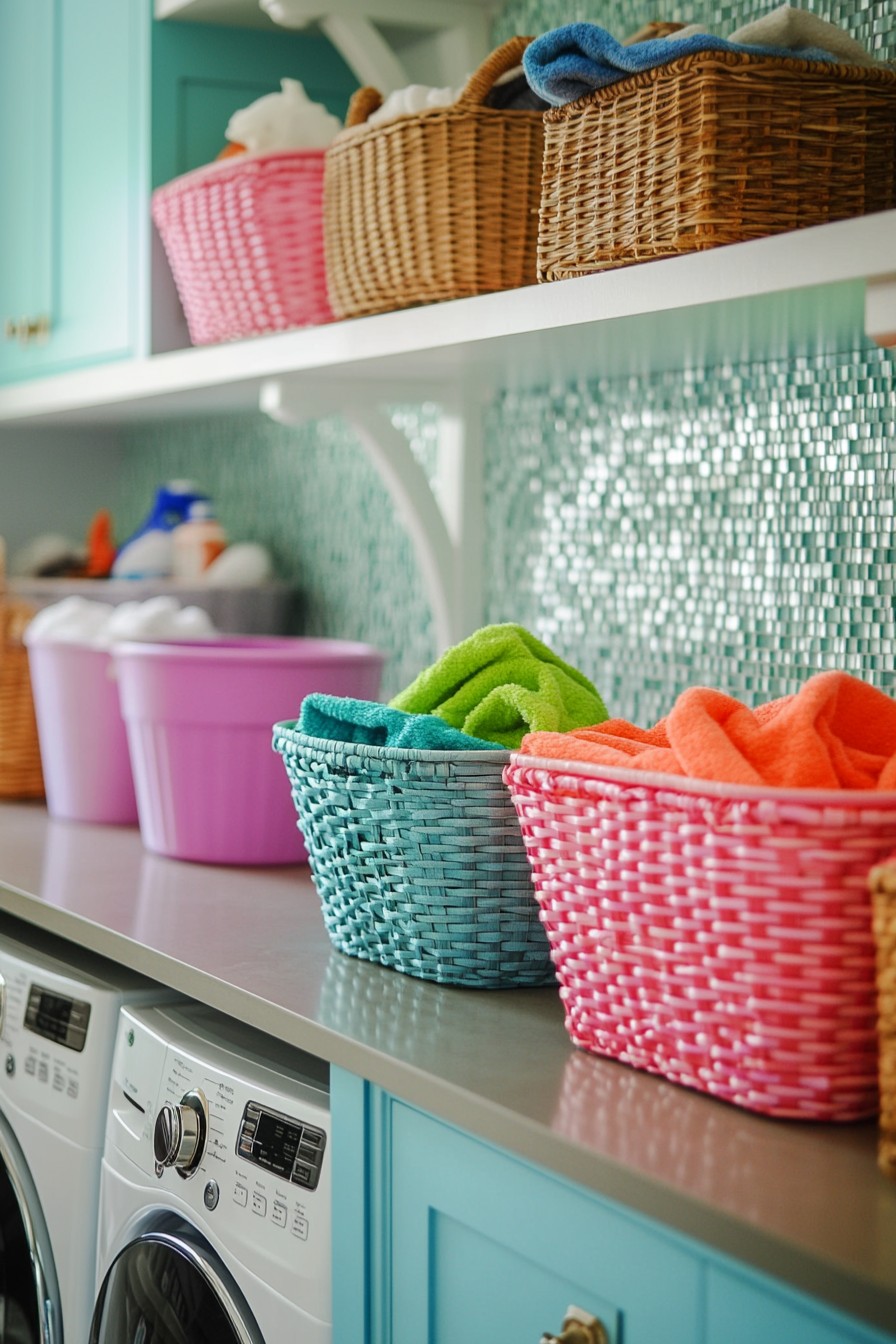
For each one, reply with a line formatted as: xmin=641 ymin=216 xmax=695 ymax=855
xmin=120 ymin=0 xmax=896 ymax=714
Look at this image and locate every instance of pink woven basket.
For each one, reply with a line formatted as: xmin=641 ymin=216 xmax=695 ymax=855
xmin=151 ymin=149 xmax=333 ymax=345
xmin=504 ymin=755 xmax=896 ymax=1121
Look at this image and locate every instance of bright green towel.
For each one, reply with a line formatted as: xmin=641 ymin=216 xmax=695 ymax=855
xmin=389 ymin=623 xmax=608 ymax=749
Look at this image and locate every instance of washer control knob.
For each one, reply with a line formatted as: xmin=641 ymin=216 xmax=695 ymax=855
xmin=153 ymin=1088 xmax=208 ymax=1178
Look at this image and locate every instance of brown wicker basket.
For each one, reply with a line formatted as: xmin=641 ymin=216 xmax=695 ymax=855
xmin=537 ymin=51 xmax=896 ymax=281
xmin=0 ymin=560 xmax=44 ymax=800
xmin=323 ymin=36 xmax=546 ymax=319
xmin=871 ymin=858 xmax=896 ymax=1178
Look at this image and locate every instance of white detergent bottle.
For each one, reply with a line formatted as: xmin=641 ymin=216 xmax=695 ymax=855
xmin=171 ymin=500 xmax=228 ymax=580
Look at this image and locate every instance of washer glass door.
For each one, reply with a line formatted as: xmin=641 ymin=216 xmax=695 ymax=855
xmin=90 ymin=1228 xmax=263 ymax=1344
xmin=0 ymin=1112 xmax=61 ymax=1344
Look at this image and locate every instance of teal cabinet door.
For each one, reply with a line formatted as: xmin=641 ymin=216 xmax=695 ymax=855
xmin=331 ymin=1070 xmax=701 ymax=1344
xmin=706 ymin=1267 xmax=896 ymax=1344
xmin=332 ymin=1069 xmax=896 ymax=1344
xmin=0 ymin=2 xmax=53 ymax=352
xmin=0 ymin=0 xmax=146 ymax=383
xmin=0 ymin=0 xmax=143 ymax=384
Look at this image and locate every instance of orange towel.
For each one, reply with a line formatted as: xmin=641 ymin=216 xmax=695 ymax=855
xmin=521 ymin=671 xmax=896 ymax=790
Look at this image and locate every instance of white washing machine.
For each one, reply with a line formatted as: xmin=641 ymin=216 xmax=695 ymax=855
xmin=91 ymin=1001 xmax=331 ymax=1344
xmin=0 ymin=914 xmax=178 ymax=1344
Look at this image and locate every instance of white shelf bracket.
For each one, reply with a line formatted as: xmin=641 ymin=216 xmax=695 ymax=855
xmin=259 ymin=377 xmax=485 ymax=652
xmin=317 ymin=15 xmax=408 ymax=94
xmin=259 ymin=2 xmax=494 ymax=90
xmin=866 ymin=277 xmax=896 ymax=350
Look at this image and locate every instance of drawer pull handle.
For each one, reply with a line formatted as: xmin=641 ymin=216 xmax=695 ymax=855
xmin=540 ymin=1304 xmax=609 ymax=1344
xmin=4 ymin=314 xmax=52 ymax=345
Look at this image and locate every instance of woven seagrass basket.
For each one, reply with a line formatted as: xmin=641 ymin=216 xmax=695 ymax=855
xmin=505 ymin=755 xmax=896 ymax=1120
xmin=323 ymin=36 xmax=546 ymax=319
xmin=537 ymin=51 xmax=896 ymax=280
xmin=273 ymin=722 xmax=554 ymax=988
xmin=870 ymin=858 xmax=896 ymax=1176
xmin=152 ymin=148 xmax=333 ymax=345
xmin=0 ymin=555 xmax=44 ymax=800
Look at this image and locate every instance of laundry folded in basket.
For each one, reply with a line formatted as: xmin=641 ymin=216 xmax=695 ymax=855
xmin=298 ymin=693 xmax=502 ymax=751
xmin=521 ymin=670 xmax=896 ymax=789
xmin=389 ymin=623 xmax=607 ymax=750
xmin=522 ymin=11 xmax=866 ymax=105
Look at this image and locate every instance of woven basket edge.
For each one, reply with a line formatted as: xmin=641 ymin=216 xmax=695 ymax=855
xmin=273 ymin=721 xmax=511 ymax=765
xmin=328 ymin=100 xmax=546 ymax=150
xmin=152 ymin=146 xmax=328 ymax=204
xmin=508 ymin=752 xmax=896 ymax=806
xmin=544 ymin=50 xmax=896 ymax=121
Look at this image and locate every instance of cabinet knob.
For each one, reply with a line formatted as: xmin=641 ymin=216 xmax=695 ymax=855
xmin=4 ymin=314 xmax=52 ymax=345
xmin=540 ymin=1305 xmax=609 ymax=1344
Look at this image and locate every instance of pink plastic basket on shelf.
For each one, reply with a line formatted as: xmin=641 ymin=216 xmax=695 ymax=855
xmin=151 ymin=149 xmax=333 ymax=345
xmin=503 ymin=756 xmax=896 ymax=1121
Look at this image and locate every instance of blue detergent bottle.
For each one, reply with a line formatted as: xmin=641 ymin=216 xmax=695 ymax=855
xmin=112 ymin=480 xmax=210 ymax=579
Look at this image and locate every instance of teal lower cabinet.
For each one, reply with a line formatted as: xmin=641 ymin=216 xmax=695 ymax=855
xmin=704 ymin=1268 xmax=892 ymax=1344
xmin=331 ymin=1069 xmax=895 ymax=1344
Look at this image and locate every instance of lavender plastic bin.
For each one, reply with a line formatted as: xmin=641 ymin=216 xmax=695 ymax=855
xmin=27 ymin=641 xmax=139 ymax=825
xmin=112 ymin=637 xmax=384 ymax=866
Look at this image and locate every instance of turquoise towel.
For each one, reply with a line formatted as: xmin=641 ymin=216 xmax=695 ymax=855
xmin=298 ymin=693 xmax=503 ymax=751
xmin=522 ymin=22 xmax=841 ymax=105
xmin=389 ymin=623 xmax=608 ymax=750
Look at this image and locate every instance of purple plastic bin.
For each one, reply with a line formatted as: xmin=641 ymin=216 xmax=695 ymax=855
xmin=27 ymin=641 xmax=138 ymax=825
xmin=112 ymin=637 xmax=384 ymax=865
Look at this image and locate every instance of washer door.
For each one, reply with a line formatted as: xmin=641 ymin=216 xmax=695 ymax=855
xmin=90 ymin=1225 xmax=264 ymax=1344
xmin=0 ymin=1109 xmax=62 ymax=1344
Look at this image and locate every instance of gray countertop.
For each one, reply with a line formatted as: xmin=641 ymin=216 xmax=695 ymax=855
xmin=1 ymin=802 xmax=894 ymax=1335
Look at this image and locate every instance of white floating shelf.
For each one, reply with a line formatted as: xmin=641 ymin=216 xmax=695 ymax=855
xmin=0 ymin=212 xmax=893 ymax=430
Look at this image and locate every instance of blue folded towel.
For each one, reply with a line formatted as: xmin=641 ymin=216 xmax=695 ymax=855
xmin=297 ymin=693 xmax=503 ymax=752
xmin=522 ymin=23 xmax=839 ymax=105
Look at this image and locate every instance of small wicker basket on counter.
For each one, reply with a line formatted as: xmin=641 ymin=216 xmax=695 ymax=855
xmin=536 ymin=51 xmax=896 ymax=280
xmin=870 ymin=858 xmax=896 ymax=1177
xmin=0 ymin=548 xmax=44 ymax=800
xmin=323 ymin=36 xmax=546 ymax=319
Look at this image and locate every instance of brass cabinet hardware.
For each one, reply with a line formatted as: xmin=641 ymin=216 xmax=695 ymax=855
xmin=4 ymin=315 xmax=52 ymax=345
xmin=540 ymin=1305 xmax=610 ymax=1344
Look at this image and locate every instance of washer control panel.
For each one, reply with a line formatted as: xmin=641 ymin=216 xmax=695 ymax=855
xmin=237 ymin=1101 xmax=326 ymax=1191
xmin=25 ymin=982 xmax=91 ymax=1052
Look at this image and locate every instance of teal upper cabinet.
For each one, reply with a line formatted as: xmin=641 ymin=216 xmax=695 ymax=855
xmin=0 ymin=0 xmax=356 ymax=385
xmin=0 ymin=3 xmax=54 ymax=359
xmin=0 ymin=0 xmax=143 ymax=384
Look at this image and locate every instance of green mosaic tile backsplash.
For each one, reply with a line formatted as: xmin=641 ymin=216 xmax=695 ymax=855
xmin=121 ymin=0 xmax=896 ymax=715
xmin=496 ymin=0 xmax=894 ymax=56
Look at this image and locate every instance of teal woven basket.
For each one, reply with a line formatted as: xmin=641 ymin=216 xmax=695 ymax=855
xmin=273 ymin=722 xmax=555 ymax=988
